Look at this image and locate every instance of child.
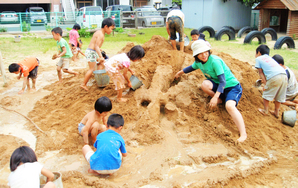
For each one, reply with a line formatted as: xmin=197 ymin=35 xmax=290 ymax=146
xmin=78 ymin=96 xmax=112 ymax=145
xmin=80 ymin=18 xmax=115 ymax=91
xmin=175 ymin=40 xmax=247 ymax=142
xmin=272 ymin=54 xmax=298 ymax=111
xmin=190 ymin=29 xmax=200 ymax=41
xmin=190 ymin=29 xmax=211 ymax=47
xmin=76 ymin=39 xmax=85 ymax=58
xmin=166 ymin=6 xmax=185 ymax=51
xmin=69 ymin=23 xmax=82 ymax=62
xmin=255 ymin=45 xmax=287 ymax=118
xmin=51 ymin=27 xmax=78 ymax=82
xmin=8 ymin=57 xmax=39 ymax=94
xmin=82 ymin=113 xmax=127 ymax=175
xmin=104 ymin=45 xmax=145 ymax=103
xmin=8 ymin=146 xmax=56 ymax=188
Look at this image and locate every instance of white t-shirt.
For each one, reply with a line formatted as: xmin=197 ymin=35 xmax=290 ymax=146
xmin=8 ymin=162 xmax=43 ymax=188
xmin=286 ymin=67 xmax=298 ymax=97
xmin=166 ymin=9 xmax=185 ymax=24
xmin=104 ymin=53 xmax=131 ymax=73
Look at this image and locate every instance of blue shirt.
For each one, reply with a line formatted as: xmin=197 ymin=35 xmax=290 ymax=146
xmin=90 ymin=129 xmax=127 ymax=170
xmin=255 ymin=54 xmax=286 ymax=80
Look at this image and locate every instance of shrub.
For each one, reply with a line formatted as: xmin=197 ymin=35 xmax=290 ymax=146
xmin=78 ymin=26 xmax=91 ymax=38
xmin=0 ymin=27 xmax=7 ymax=32
xmin=114 ymin=27 xmax=124 ymax=33
xmin=22 ymin=21 xmax=31 ymax=32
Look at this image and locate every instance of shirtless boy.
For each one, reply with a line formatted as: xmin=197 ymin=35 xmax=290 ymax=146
xmin=80 ymin=18 xmax=115 ymax=91
xmin=78 ymin=96 xmax=112 ymax=145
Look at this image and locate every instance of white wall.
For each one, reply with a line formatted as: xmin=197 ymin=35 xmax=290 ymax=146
xmin=120 ymin=0 xmax=129 ymax=5
xmin=183 ymin=0 xmax=251 ymax=31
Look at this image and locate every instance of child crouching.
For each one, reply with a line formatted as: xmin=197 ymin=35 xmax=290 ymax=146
xmin=82 ymin=113 xmax=127 ymax=175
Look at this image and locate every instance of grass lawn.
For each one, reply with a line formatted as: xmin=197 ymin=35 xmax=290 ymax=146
xmin=0 ymin=27 xmax=297 ymax=70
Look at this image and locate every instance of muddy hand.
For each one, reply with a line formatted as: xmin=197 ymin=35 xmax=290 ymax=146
xmin=208 ymin=97 xmax=218 ymax=109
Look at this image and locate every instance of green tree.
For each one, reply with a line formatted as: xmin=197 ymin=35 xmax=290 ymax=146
xmin=223 ymin=0 xmax=264 ymax=7
xmin=172 ymin=0 xmax=182 ymax=7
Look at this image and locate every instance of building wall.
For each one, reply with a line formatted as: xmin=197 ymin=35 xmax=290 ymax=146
xmin=183 ymin=0 xmax=251 ymax=31
xmin=258 ymin=9 xmax=270 ymax=30
xmin=287 ymin=11 xmax=298 ymax=37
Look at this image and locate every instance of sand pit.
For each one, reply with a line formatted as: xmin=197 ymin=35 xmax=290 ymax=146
xmin=1 ymin=35 xmax=298 ymax=187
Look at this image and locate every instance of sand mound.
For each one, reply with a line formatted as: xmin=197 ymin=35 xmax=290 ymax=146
xmin=2 ymin=35 xmax=298 ymax=187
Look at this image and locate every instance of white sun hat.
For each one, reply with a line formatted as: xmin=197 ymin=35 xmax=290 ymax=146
xmin=191 ymin=40 xmax=211 ymax=56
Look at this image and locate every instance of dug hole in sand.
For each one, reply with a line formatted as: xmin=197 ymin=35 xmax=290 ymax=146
xmin=1 ymin=35 xmax=298 ymax=187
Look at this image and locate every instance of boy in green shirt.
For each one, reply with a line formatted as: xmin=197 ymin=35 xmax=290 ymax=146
xmin=52 ymin=27 xmax=78 ymax=82
xmin=175 ymin=40 xmax=247 ymax=142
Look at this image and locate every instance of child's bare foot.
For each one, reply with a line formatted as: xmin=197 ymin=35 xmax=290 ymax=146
xmin=117 ymin=98 xmax=127 ymax=103
xmin=258 ymin=108 xmax=269 ymax=116
xmin=269 ymin=110 xmax=279 ymax=118
xmin=88 ymin=169 xmax=100 ymax=175
xmin=237 ymin=134 xmax=247 ymax=142
xmin=80 ymin=84 xmax=88 ymax=91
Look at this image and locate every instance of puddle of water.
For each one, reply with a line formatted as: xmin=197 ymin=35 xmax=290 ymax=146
xmin=0 ymin=113 xmax=36 ymax=150
xmin=1 ymin=70 xmax=57 ymax=96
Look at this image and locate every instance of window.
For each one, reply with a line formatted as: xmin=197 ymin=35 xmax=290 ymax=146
xmin=270 ymin=16 xmax=279 ymax=26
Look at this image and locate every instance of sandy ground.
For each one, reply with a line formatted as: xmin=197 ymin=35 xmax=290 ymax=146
xmin=0 ymin=35 xmax=298 ymax=188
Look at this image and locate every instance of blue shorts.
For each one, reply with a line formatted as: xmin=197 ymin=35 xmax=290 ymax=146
xmin=210 ymin=79 xmax=242 ymax=106
xmin=78 ymin=123 xmax=85 ymax=134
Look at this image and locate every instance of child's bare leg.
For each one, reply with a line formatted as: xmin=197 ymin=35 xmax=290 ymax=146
xmin=201 ymin=80 xmax=222 ymax=104
xmin=258 ymin=99 xmax=269 ymax=115
xmin=82 ymin=144 xmax=93 ymax=157
xmin=225 ymin=100 xmax=247 ymax=142
xmin=180 ymin=41 xmax=184 ymax=52
xmin=31 ymin=78 xmax=36 ymax=91
xmin=80 ymin=61 xmax=96 ymax=91
xmin=62 ymin=68 xmax=79 ymax=76
xmin=26 ymin=77 xmax=30 ymax=91
xmin=170 ymin=40 xmax=177 ymax=50
xmin=269 ymin=101 xmax=281 ymax=118
xmin=57 ymin=66 xmax=63 ymax=82
xmin=117 ymin=89 xmax=127 ymax=103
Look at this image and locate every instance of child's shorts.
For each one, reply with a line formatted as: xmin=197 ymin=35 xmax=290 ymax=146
xmin=286 ymin=92 xmax=298 ymax=101
xmin=210 ymin=79 xmax=243 ymax=106
xmin=85 ymin=48 xmax=99 ymax=63
xmin=78 ymin=123 xmax=85 ymax=134
xmin=28 ymin=58 xmax=40 ymax=79
xmin=71 ymin=46 xmax=78 ymax=55
xmin=168 ymin=16 xmax=184 ymax=42
xmin=106 ymin=71 xmax=126 ymax=90
xmin=57 ymin=58 xmax=70 ymax=69
xmin=85 ymin=150 xmax=120 ymax=174
xmin=263 ymin=74 xmax=287 ymax=102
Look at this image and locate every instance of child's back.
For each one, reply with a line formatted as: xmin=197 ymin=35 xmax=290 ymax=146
xmin=82 ymin=113 xmax=127 ymax=175
xmin=90 ymin=128 xmax=126 ymax=170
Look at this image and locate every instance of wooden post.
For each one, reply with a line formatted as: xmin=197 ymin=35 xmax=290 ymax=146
xmin=135 ymin=11 xmax=138 ymax=29
xmin=0 ymin=51 xmax=7 ymax=86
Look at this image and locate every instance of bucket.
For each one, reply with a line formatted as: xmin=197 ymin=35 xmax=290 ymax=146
xmin=130 ymin=75 xmax=143 ymax=90
xmin=14 ymin=36 xmax=21 ymax=43
xmin=175 ymin=32 xmax=189 ymax=46
xmin=93 ymin=69 xmax=110 ymax=87
xmin=282 ymin=110 xmax=297 ymax=127
xmin=40 ymin=171 xmax=63 ymax=188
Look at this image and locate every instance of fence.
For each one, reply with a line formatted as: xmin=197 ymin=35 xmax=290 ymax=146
xmin=0 ymin=10 xmax=170 ymax=33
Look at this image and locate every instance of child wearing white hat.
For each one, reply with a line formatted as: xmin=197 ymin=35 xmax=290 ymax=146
xmin=175 ymin=40 xmax=247 ymax=142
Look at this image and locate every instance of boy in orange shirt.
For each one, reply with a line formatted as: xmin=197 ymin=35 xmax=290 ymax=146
xmin=8 ymin=57 xmax=39 ymax=94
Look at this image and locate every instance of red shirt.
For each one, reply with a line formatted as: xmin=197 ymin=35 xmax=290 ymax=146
xmin=18 ymin=57 xmax=39 ymax=77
